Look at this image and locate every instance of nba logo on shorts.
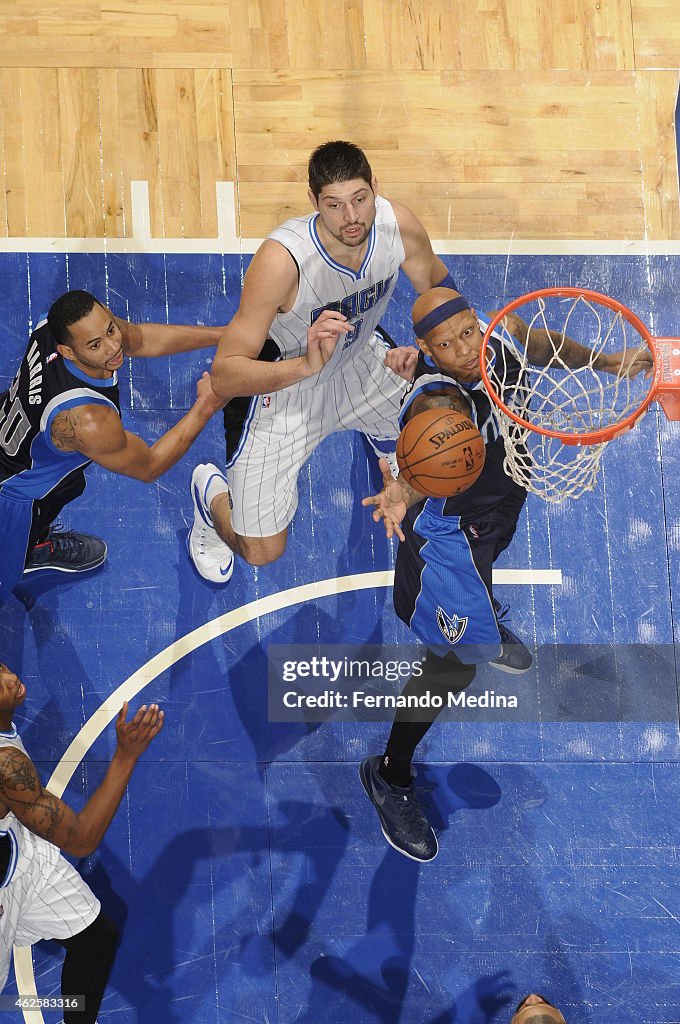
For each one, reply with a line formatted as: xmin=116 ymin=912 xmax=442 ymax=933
xmin=436 ymin=606 xmax=468 ymax=644
xmin=0 ymin=905 xmax=4 ymax=919
xmin=262 ymin=395 xmax=271 ymax=409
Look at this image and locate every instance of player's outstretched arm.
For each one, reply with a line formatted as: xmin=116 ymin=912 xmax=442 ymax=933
xmin=210 ymin=241 xmax=348 ymax=402
xmin=0 ymin=703 xmax=163 ymax=857
xmin=495 ymin=311 xmax=654 ymax=377
xmin=50 ymin=372 xmax=224 ymax=482
xmin=118 ymin=318 xmax=223 ymax=358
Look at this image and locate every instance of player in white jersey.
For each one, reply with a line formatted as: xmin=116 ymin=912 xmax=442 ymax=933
xmin=188 ymin=140 xmax=454 ymax=582
xmin=0 ymin=662 xmax=163 ymax=1021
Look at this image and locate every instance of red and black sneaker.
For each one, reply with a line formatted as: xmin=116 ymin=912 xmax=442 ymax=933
xmin=24 ymin=529 xmax=107 ymax=575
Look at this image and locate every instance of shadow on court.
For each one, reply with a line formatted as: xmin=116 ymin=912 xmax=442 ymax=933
xmin=74 ymin=801 xmax=349 ymax=1023
xmin=294 ymin=763 xmax=591 ymax=1024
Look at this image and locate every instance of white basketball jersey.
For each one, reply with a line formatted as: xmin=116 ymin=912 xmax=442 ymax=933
xmin=267 ymin=195 xmax=405 ymax=392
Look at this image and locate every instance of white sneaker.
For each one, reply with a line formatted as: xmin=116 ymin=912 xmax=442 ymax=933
xmin=188 ymin=464 xmax=234 ymax=583
xmin=364 ymin=436 xmax=400 ymax=479
xmin=384 ymin=451 xmax=400 ymax=480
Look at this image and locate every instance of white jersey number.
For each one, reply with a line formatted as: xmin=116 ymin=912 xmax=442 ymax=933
xmin=0 ymin=375 xmax=31 ymax=458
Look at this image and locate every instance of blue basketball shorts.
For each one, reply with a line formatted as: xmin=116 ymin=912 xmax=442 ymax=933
xmin=0 ymin=491 xmax=34 ymax=601
xmin=393 ymin=491 xmax=526 ymax=663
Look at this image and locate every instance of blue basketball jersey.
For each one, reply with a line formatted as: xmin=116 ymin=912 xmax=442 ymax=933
xmin=398 ymin=321 xmax=526 ymax=521
xmin=0 ymin=319 xmax=121 ymax=500
xmin=393 ymin=322 xmax=527 ymax=657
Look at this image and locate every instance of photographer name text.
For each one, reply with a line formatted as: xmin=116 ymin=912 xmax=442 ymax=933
xmin=281 ymin=689 xmax=518 ymax=709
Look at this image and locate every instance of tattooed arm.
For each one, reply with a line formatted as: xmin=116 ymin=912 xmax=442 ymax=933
xmin=408 ymin=388 xmax=471 ymax=419
xmin=0 ymin=703 xmax=163 ymax=857
xmin=496 ymin=311 xmax=654 ymax=377
xmin=49 ymin=371 xmax=224 ymax=482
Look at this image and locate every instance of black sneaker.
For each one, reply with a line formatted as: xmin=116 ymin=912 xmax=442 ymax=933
xmin=24 ymin=529 xmax=107 ymax=575
xmin=359 ymin=756 xmax=438 ymax=862
xmin=489 ymin=600 xmax=532 ymax=674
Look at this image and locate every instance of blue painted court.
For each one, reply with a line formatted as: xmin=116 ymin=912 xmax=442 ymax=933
xmin=1 ymin=250 xmax=679 ymax=1023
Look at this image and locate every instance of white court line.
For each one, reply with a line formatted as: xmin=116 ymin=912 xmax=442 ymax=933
xmin=216 ymin=182 xmax=238 ymax=244
xmin=13 ymin=566 xmax=561 ymax=1017
xmin=0 ymin=180 xmax=678 ymax=255
xmin=46 ymin=568 xmax=561 ymax=795
xmin=130 ymin=181 xmax=151 ymax=242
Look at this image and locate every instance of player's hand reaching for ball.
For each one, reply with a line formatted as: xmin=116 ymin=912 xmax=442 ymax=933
xmin=362 ymin=458 xmax=409 ymax=541
xmin=115 ymin=701 xmax=164 ymax=761
xmin=303 ymin=310 xmax=352 ymax=376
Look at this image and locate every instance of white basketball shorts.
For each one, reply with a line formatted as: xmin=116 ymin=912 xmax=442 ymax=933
xmin=225 ymin=331 xmax=408 ymax=537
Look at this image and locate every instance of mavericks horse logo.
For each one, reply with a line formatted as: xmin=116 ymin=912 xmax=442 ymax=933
xmin=436 ymin=606 xmax=468 ymax=644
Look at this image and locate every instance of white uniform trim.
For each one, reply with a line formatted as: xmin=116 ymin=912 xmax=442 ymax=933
xmin=267 ymin=195 xmax=405 ymax=391
xmin=39 ymin=385 xmax=120 ymax=432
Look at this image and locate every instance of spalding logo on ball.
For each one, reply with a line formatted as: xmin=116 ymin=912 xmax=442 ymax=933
xmin=396 ymin=408 xmax=486 ymax=498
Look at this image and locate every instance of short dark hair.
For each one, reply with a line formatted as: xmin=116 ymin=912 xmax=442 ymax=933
xmin=308 ymin=141 xmax=373 ymax=197
xmin=521 ymin=1016 xmax=562 ymax=1024
xmin=47 ymin=290 xmax=103 ymax=346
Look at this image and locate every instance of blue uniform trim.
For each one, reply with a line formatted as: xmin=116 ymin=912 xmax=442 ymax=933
xmin=62 ymin=358 xmax=118 ymax=388
xmin=1 ymin=390 xmax=118 ymax=500
xmin=0 ymin=451 xmax=85 ymax=500
xmin=308 ymin=215 xmax=376 ymax=282
xmin=407 ymin=502 xmax=431 ymax=629
xmin=42 ymin=393 xmax=117 ymax=457
xmin=0 ymin=827 xmax=18 ymax=888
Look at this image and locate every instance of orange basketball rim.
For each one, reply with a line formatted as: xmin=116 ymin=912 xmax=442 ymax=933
xmin=478 ymin=286 xmax=680 ymax=502
xmin=481 ymin=286 xmax=680 ymax=446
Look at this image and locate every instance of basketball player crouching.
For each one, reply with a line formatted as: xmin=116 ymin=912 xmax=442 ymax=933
xmin=0 ymin=291 xmax=224 ymax=604
xmin=360 ymin=286 xmax=652 ymax=862
xmin=187 ymin=139 xmax=456 ymax=583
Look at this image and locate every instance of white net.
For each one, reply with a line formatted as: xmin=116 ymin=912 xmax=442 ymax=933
xmin=483 ymin=292 xmax=655 ymax=503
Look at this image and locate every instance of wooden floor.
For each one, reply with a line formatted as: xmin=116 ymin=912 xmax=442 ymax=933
xmin=0 ymin=1 xmax=678 ymax=240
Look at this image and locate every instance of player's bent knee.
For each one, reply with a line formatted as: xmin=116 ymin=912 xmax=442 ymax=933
xmin=237 ymin=532 xmax=287 ymax=566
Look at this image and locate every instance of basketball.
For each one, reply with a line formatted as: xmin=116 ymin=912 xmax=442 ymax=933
xmin=396 ymin=408 xmax=486 ymax=497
